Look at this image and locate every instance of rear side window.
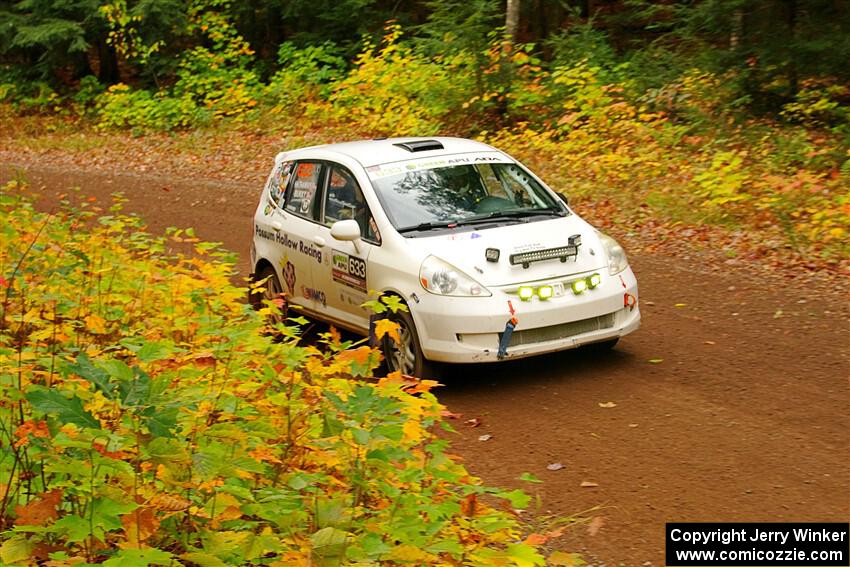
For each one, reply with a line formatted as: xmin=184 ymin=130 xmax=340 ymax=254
xmin=285 ymin=162 xmax=323 ymax=219
xmin=268 ymin=161 xmax=294 ymax=206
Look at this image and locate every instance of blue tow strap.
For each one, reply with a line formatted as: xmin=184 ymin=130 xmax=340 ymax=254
xmin=497 ymin=319 xmax=516 ymax=359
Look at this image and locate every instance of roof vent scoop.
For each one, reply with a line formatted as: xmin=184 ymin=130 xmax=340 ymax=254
xmin=393 ymin=140 xmax=444 ymax=152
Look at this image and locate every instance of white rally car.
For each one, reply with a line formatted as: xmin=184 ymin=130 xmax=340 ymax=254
xmin=250 ymin=137 xmax=640 ymax=377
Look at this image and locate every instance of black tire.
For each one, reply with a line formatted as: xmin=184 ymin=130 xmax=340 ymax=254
xmin=252 ymin=265 xmax=287 ymax=326
xmin=381 ymin=308 xmax=435 ymax=379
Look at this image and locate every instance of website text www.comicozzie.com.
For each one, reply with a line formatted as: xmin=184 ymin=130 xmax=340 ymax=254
xmin=673 ymin=547 xmax=844 ymax=564
xmin=666 ymin=523 xmax=849 ymax=566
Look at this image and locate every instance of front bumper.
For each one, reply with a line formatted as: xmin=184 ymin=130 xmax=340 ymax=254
xmin=410 ymin=266 xmax=640 ymax=363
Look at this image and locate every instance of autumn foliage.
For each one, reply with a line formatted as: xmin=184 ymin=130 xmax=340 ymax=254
xmin=0 ymin=182 xmax=547 ymax=565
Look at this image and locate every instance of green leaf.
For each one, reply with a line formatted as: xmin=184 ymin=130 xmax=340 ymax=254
xmin=102 ymin=547 xmax=173 ymax=567
xmin=359 ymin=532 xmax=391 ymax=557
xmin=181 ymin=551 xmax=229 ymax=567
xmin=146 ymin=437 xmax=189 ymax=463
xmin=287 ymin=474 xmax=309 ymax=491
xmin=100 ymin=358 xmax=135 ymax=382
xmin=518 ymin=472 xmax=544 ymax=484
xmin=137 ymin=341 xmax=173 ymax=362
xmin=118 ymin=367 xmax=152 ymax=406
xmin=496 ymin=488 xmax=531 ymax=510
xmin=25 ymin=387 xmax=99 ymax=428
xmin=0 ymin=535 xmax=34 ymax=564
xmin=506 ymin=542 xmax=546 ymax=567
xmin=143 ymin=406 xmax=178 ymax=437
xmin=351 ymin=427 xmax=370 ymax=445
xmin=54 ymin=515 xmax=92 ymax=543
xmin=425 ymin=540 xmax=464 ymax=555
xmin=66 ymin=353 xmax=115 ymax=398
xmin=91 ymin=497 xmax=137 ymax=531
xmin=310 ymin=527 xmax=348 ymax=559
xmin=316 ymin=498 xmax=349 ymax=529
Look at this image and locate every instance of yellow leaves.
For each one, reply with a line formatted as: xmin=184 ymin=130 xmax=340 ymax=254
xmin=373 ymin=318 xmax=400 ymax=343
xmin=249 ymin=445 xmax=282 ymax=465
xmin=548 ymin=551 xmax=586 ymax=566
xmin=402 ymin=420 xmax=424 ymax=445
xmin=83 ymin=313 xmax=106 ymax=334
xmin=386 ymin=544 xmax=432 ymax=562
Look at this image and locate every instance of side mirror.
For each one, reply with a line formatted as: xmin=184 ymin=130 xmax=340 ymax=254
xmin=556 ymin=192 xmax=569 ymax=206
xmin=330 ymin=219 xmax=361 ymax=241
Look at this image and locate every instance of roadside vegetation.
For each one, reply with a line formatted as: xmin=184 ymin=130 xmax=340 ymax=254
xmin=0 ymin=181 xmax=565 ymax=565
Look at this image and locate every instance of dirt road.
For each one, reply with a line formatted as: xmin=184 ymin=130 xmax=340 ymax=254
xmin=3 ymin=162 xmax=848 ymax=566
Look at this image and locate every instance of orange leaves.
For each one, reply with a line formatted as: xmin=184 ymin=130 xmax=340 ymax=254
xmin=121 ymin=507 xmax=160 ymax=546
xmin=461 ymin=493 xmax=478 ymax=517
xmin=147 ymin=493 xmax=191 ymax=512
xmin=523 ymin=526 xmax=565 ymax=546
xmin=336 ymin=346 xmax=371 ymax=367
xmin=13 ymin=420 xmax=50 ymax=448
xmin=14 ymin=489 xmax=62 ymax=526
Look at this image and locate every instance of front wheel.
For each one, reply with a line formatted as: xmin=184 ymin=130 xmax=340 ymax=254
xmin=252 ymin=265 xmax=287 ymax=327
xmin=381 ymin=308 xmax=435 ymax=379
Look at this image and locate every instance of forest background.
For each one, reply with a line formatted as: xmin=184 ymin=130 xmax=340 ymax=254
xmin=2 ymin=0 xmax=849 ymax=267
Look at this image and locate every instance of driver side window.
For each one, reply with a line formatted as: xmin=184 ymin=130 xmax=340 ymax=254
xmin=324 ymin=165 xmax=380 ymax=243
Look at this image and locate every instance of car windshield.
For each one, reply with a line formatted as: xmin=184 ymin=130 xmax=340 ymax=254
xmin=367 ymin=155 xmax=567 ymax=235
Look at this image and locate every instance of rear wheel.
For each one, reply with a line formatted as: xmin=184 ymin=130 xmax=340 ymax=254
xmin=382 ymin=308 xmax=435 ymax=379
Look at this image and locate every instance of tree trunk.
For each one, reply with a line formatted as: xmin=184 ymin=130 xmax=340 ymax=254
xmin=505 ymin=0 xmax=520 ymax=42
xmin=96 ymin=38 xmax=120 ymax=85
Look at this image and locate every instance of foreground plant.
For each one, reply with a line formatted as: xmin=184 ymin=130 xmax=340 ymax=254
xmin=0 ymin=181 xmax=547 ymax=566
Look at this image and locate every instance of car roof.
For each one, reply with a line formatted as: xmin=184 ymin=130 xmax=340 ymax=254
xmin=276 ymin=137 xmax=502 ymax=168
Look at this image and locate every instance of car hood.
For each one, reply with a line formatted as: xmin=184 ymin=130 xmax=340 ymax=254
xmin=401 ymin=215 xmax=608 ymax=287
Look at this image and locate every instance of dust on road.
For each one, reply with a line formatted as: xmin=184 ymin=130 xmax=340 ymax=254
xmin=3 ymin=162 xmax=848 ymax=566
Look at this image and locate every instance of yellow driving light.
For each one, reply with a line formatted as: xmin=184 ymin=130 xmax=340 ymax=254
xmin=588 ymin=273 xmax=602 ymax=288
xmin=537 ymin=285 xmax=554 ymax=300
xmin=518 ymin=286 xmax=534 ymax=301
xmin=571 ymin=279 xmax=588 ymax=294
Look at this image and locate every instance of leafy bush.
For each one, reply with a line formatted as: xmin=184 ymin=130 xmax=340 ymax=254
xmin=0 ymin=68 xmax=61 ymax=114
xmin=263 ymin=41 xmax=347 ymax=114
xmin=0 ymin=182 xmax=547 ymax=565
xmin=96 ymin=84 xmax=206 ymax=131
xmin=314 ymin=24 xmax=475 ymax=136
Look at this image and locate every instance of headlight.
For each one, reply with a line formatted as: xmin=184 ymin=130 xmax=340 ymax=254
xmin=419 ymin=256 xmax=491 ymax=297
xmin=598 ymin=232 xmax=629 ymax=275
